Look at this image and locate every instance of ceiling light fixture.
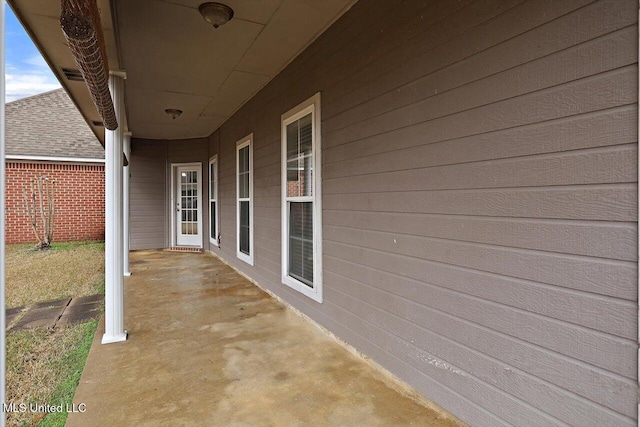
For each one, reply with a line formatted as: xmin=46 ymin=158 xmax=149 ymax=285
xmin=199 ymin=2 xmax=234 ymax=28
xmin=165 ymin=108 xmax=183 ymax=120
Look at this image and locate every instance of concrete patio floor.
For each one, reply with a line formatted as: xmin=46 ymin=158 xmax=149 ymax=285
xmin=67 ymin=250 xmax=460 ymax=426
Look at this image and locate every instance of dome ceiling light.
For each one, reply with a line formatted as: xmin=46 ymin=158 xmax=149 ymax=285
xmin=199 ymin=3 xmax=234 ymax=29
xmin=165 ymin=109 xmax=183 ymax=120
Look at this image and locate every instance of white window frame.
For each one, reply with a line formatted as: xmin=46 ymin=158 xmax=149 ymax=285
xmin=236 ymin=134 xmax=254 ymax=265
xmin=209 ymin=155 xmax=219 ymax=246
xmin=281 ymin=93 xmax=323 ymax=303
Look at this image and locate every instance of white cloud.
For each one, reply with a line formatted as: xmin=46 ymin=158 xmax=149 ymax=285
xmin=23 ymin=54 xmax=49 ymax=68
xmin=5 ymin=72 xmax=61 ymax=102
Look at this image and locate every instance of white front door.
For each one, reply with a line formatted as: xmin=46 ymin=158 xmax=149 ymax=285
xmin=175 ymin=165 xmax=202 ymax=247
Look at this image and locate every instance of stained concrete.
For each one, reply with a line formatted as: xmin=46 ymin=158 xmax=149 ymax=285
xmin=5 ymin=306 xmax=24 ymax=330
xmin=67 ymin=251 xmax=461 ymax=426
xmin=9 ymin=298 xmax=70 ymax=331
xmin=57 ymin=294 xmax=103 ymax=326
xmin=6 ymin=295 xmax=103 ymax=332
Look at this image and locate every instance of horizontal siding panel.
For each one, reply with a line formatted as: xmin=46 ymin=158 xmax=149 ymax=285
xmin=324 ymin=210 xmax=637 ymax=261
xmin=324 ymin=259 xmax=637 ymax=417
xmin=325 ymin=2 xmax=636 ymax=131
xmin=324 ymin=185 xmax=637 ymax=221
xmin=322 ymin=226 xmax=637 ymax=337
xmin=254 ymin=226 xmax=279 ymax=243
xmin=324 ymin=106 xmax=637 ymax=176
xmin=324 ymin=145 xmax=637 ymax=193
xmin=254 ymin=174 xmax=280 ymax=189
xmin=325 ymin=275 xmax=635 ymax=423
xmin=325 ymin=226 xmax=636 ymax=300
xmin=254 ymin=186 xmax=280 ymax=199
xmin=325 ymin=241 xmax=637 ymax=378
xmin=323 ymin=0 xmax=594 ymax=118
xmin=130 ymin=139 xmax=166 ymax=250
xmin=321 ymin=296 xmax=563 ymax=426
xmin=253 ymin=252 xmax=280 ymax=276
xmin=327 ymin=65 xmax=637 ymax=152
xmin=310 ymin=301 xmax=509 ymax=426
xmin=325 ymin=231 xmax=638 ymax=335
xmin=287 ymin=0 xmax=484 ymax=115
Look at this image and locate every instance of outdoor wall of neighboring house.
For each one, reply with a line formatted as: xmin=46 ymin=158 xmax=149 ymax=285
xmin=129 ymin=0 xmax=638 ymax=425
xmin=5 ymin=88 xmax=106 ymax=244
xmin=5 ymin=161 xmax=105 ymax=243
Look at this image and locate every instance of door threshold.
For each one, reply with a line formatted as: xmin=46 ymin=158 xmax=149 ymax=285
xmin=166 ymin=247 xmax=203 ymax=253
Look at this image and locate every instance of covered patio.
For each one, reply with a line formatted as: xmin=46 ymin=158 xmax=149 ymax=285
xmin=4 ymin=0 xmax=638 ymax=424
xmin=66 ymin=250 xmax=458 ymax=426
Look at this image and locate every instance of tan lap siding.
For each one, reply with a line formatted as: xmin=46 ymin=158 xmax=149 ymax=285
xmin=198 ymin=0 xmax=637 ymax=425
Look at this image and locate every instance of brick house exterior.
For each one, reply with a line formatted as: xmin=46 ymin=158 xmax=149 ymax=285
xmin=5 ymin=89 xmax=105 ymax=243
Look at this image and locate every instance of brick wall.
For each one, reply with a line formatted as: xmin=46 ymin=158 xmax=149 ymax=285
xmin=6 ymin=162 xmax=105 ymax=244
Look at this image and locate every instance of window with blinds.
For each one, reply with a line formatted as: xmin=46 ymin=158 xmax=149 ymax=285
xmin=281 ymin=93 xmax=322 ymax=302
xmin=237 ymin=136 xmax=253 ymax=265
xmin=209 ymin=156 xmax=218 ymax=246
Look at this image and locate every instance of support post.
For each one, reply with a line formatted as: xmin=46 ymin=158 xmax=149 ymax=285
xmin=123 ymin=132 xmax=131 ymax=277
xmin=102 ymin=73 xmax=127 ymax=344
xmin=0 ymin=1 xmax=7 ymax=423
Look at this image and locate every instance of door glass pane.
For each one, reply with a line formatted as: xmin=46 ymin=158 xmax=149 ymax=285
xmin=179 ymin=168 xmax=199 ymax=237
xmin=289 ymin=202 xmax=313 ymax=287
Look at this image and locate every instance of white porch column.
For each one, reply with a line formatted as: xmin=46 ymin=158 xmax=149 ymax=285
xmin=123 ymin=132 xmax=131 ymax=277
xmin=102 ymin=72 xmax=127 ymax=344
xmin=0 ymin=1 xmax=7 ymax=423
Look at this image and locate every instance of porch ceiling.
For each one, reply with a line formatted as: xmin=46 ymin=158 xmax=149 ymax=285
xmin=8 ymin=0 xmax=355 ymax=142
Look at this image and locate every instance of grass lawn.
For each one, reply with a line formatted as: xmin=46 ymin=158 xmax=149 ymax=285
xmin=6 ymin=241 xmax=105 ymax=309
xmin=5 ymin=241 xmax=104 ymax=427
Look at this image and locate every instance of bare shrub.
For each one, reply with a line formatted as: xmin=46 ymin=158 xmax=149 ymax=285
xmin=22 ymin=176 xmax=55 ymax=250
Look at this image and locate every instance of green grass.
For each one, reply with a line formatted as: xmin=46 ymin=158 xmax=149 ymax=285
xmin=6 ymin=323 xmax=98 ymax=427
xmin=38 ymin=320 xmax=98 ymax=427
xmin=5 ymin=241 xmax=104 ymax=427
xmin=6 ymin=241 xmax=105 ymax=308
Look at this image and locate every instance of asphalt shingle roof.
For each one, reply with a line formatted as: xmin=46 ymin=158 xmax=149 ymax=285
xmin=6 ymin=88 xmax=104 ymax=159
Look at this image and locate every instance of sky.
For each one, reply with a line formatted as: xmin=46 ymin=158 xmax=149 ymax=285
xmin=4 ymin=3 xmax=61 ymax=103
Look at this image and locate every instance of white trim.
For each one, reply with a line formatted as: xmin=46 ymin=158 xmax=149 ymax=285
xmin=170 ymin=162 xmax=203 ymax=248
xmin=109 ymin=69 xmax=127 ymax=79
xmin=0 ymin=2 xmax=7 ymax=420
xmin=209 ymin=155 xmax=219 ymax=246
xmin=102 ymin=74 xmax=127 ymax=345
xmin=5 ymin=155 xmax=105 ymax=163
xmin=281 ymin=93 xmax=323 ymax=303
xmin=236 ymin=134 xmax=254 ymax=265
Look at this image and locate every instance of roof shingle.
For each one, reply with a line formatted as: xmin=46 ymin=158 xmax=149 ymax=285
xmin=6 ymin=88 xmax=104 ymax=159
